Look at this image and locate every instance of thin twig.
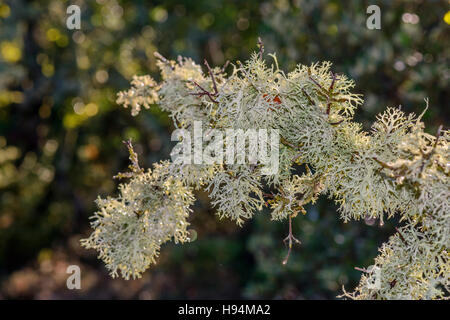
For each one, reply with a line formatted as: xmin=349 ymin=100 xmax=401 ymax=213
xmin=219 ymin=60 xmax=230 ymax=74
xmin=190 ymin=59 xmax=221 ymax=104
xmin=329 ymin=71 xmax=337 ymax=92
xmin=154 ymin=52 xmax=168 ymax=63
xmin=308 ymin=75 xmax=325 ymax=92
xmin=329 ymin=119 xmax=344 ymax=126
xmin=262 ymin=192 xmax=274 ymax=198
xmin=257 ymin=37 xmax=264 ymax=60
xmin=282 ymin=214 xmax=301 ymax=265
xmin=154 ymin=52 xmax=174 ymax=70
xmin=395 ymin=227 xmax=408 ymax=245
xmin=308 ymin=73 xmax=334 ymax=115
xmin=419 ymin=125 xmax=443 ymax=174
xmin=326 ymin=102 xmax=332 ymax=115
xmin=430 ymin=125 xmax=443 ymax=155
xmin=301 ymin=88 xmax=315 ymax=106
xmin=190 ymin=81 xmax=219 ymax=103
xmin=204 ymin=59 xmax=219 ymax=95
xmin=326 ymin=72 xmax=337 ymax=114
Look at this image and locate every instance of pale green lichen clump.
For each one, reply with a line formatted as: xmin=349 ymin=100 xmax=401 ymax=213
xmin=81 ymin=143 xmax=195 ymax=280
xmin=81 ymin=48 xmax=449 ymax=299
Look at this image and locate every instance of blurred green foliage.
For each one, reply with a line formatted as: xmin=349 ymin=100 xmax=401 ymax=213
xmin=0 ymin=0 xmax=448 ymax=299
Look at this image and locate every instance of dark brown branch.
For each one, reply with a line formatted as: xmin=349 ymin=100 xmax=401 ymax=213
xmin=262 ymin=192 xmax=274 ymax=198
xmin=282 ymin=214 xmax=301 ymax=265
xmin=309 ymin=76 xmax=323 ymax=90
xmin=308 ymin=75 xmax=325 ymax=92
xmin=190 ymin=59 xmax=222 ymax=104
xmin=326 ymin=72 xmax=338 ymax=114
xmin=308 ymin=73 xmax=334 ymax=115
xmin=328 ymin=71 xmax=337 ymax=92
xmin=190 ymin=81 xmax=219 ymax=103
xmin=301 ymin=88 xmax=315 ymax=106
xmin=329 ymin=119 xmax=345 ymax=126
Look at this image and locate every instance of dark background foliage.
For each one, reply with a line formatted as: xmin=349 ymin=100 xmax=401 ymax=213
xmin=0 ymin=0 xmax=448 ymax=299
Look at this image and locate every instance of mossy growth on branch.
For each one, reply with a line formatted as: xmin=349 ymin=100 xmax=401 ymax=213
xmin=81 ymin=43 xmax=449 ymax=299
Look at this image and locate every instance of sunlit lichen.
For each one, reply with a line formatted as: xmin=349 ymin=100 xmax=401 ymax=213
xmin=82 ymin=49 xmax=449 ymax=299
